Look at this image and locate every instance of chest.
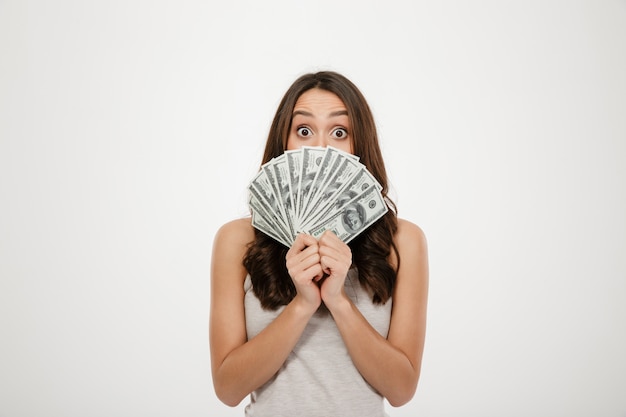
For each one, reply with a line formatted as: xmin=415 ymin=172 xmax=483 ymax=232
xmin=243 ymin=271 xmax=392 ymax=342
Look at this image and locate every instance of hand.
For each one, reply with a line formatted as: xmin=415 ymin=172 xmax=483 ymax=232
xmin=318 ymin=231 xmax=352 ymax=309
xmin=286 ymin=233 xmax=323 ymax=312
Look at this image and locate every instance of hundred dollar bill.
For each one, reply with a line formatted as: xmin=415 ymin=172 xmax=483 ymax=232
xmin=300 ymin=164 xmax=382 ymax=230
xmin=299 ymin=146 xmax=358 ymax=223
xmin=250 ymin=206 xmax=291 ymax=247
xmin=307 ymin=184 xmax=388 ymax=243
xmin=304 ymin=151 xmax=363 ymax=224
xmin=297 ymin=146 xmax=326 ymax=226
xmin=248 ymin=146 xmax=387 ymax=246
xmin=300 ymin=147 xmax=338 ymax=219
xmin=262 ymin=155 xmax=296 ymax=240
xmin=248 ymin=171 xmax=291 ymax=239
xmin=249 ymin=190 xmax=294 ymax=246
xmin=285 ymin=149 xmax=302 ymax=224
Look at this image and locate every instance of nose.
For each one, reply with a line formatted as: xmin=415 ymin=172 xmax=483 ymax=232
xmin=310 ymin=137 xmax=328 ymax=148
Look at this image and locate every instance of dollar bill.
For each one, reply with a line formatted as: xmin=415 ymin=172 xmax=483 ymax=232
xmin=306 ymin=184 xmax=388 ymax=243
xmin=285 ymin=149 xmax=302 ymax=222
xmin=248 ymin=146 xmax=388 ymax=247
xmin=300 ymin=163 xmax=382 ymax=230
xmin=296 ymin=146 xmax=326 ymax=225
xmin=262 ymin=156 xmax=296 ymax=240
xmin=251 ymin=210 xmax=291 ymax=247
xmin=299 ymin=147 xmax=338 ymax=219
xmin=303 ymin=152 xmax=363 ymax=226
xmin=249 ymin=194 xmax=292 ymax=246
xmin=248 ymin=170 xmax=291 ymax=238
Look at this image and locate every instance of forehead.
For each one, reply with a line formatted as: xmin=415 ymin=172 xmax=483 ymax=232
xmin=293 ymin=89 xmax=347 ymax=113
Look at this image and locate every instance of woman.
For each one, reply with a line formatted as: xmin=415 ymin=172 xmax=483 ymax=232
xmin=210 ymin=71 xmax=428 ymax=416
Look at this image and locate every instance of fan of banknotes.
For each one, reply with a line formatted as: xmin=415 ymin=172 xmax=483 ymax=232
xmin=248 ymin=146 xmax=388 ymax=247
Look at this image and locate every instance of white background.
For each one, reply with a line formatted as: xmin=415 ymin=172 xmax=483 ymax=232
xmin=1 ymin=1 xmax=625 ymax=416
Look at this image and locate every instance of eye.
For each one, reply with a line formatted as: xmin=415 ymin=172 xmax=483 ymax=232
xmin=331 ymin=127 xmax=348 ymax=139
xmin=296 ymin=126 xmax=313 ymax=137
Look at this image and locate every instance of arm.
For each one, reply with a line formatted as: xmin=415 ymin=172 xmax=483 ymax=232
xmin=209 ymin=220 xmax=322 ymax=406
xmin=321 ymin=219 xmax=429 ymax=406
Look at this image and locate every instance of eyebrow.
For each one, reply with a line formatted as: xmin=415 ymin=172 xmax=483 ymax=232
xmin=292 ymin=110 xmax=313 ymax=118
xmin=292 ymin=109 xmax=349 ymax=118
xmin=329 ymin=110 xmax=349 ymax=117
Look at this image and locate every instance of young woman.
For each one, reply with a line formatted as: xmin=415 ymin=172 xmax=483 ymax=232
xmin=210 ymin=71 xmax=429 ymax=416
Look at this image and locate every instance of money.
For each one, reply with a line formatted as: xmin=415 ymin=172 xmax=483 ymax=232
xmin=247 ymin=146 xmax=388 ymax=247
xmin=307 ymin=184 xmax=388 ymax=243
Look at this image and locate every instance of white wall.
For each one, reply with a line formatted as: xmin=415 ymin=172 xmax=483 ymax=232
xmin=1 ymin=1 xmax=625 ymax=416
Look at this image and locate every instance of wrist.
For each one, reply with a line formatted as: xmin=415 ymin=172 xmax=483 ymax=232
xmin=323 ymin=291 xmax=351 ymax=315
xmin=291 ymin=294 xmax=320 ymax=317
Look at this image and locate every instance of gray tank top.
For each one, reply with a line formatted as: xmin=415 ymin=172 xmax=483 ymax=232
xmin=244 ymin=268 xmax=392 ymax=417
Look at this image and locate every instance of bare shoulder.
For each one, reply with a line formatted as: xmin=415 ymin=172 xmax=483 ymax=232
xmin=391 ymin=218 xmax=428 ymax=260
xmin=387 ymin=219 xmax=428 ymax=382
xmin=392 ymin=219 xmax=428 ymax=306
xmin=213 ymin=217 xmax=255 ymax=250
xmin=395 ymin=218 xmax=427 ymax=250
xmin=211 ymin=217 xmax=255 ymax=284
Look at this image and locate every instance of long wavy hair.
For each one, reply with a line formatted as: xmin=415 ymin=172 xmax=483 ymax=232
xmin=243 ymin=71 xmax=399 ymax=310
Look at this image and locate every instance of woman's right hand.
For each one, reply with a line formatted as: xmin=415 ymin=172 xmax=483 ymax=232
xmin=286 ymin=233 xmax=323 ymax=313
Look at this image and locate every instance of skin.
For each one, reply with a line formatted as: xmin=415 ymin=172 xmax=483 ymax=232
xmin=287 ymin=88 xmax=353 ymax=153
xmin=209 ymin=89 xmax=429 ymax=407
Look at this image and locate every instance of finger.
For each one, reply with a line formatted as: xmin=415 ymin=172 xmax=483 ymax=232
xmin=319 ymin=238 xmax=352 ymax=277
xmin=318 ymin=243 xmax=344 ymax=260
xmin=287 ymin=248 xmax=322 ymax=281
xmin=299 ymin=251 xmax=321 ymax=271
xmin=298 ymin=233 xmax=318 ymax=247
xmin=320 ymin=254 xmax=344 ymax=274
xmin=318 ymin=231 xmax=348 ymax=252
xmin=287 ymin=233 xmax=320 ymax=260
xmin=320 ymin=255 xmax=334 ymax=276
xmin=307 ymin=263 xmax=324 ymax=282
xmin=292 ymin=259 xmax=323 ymax=285
xmin=319 ymin=233 xmax=351 ymax=261
xmin=287 ymin=233 xmax=311 ymax=255
xmin=286 ymin=243 xmax=319 ymax=271
xmin=317 ymin=230 xmax=337 ymax=245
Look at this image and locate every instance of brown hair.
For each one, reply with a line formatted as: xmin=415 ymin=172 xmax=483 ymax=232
xmin=243 ymin=71 xmax=399 ymax=310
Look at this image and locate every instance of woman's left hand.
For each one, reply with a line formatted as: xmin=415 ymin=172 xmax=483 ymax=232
xmin=318 ymin=230 xmax=352 ymax=309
